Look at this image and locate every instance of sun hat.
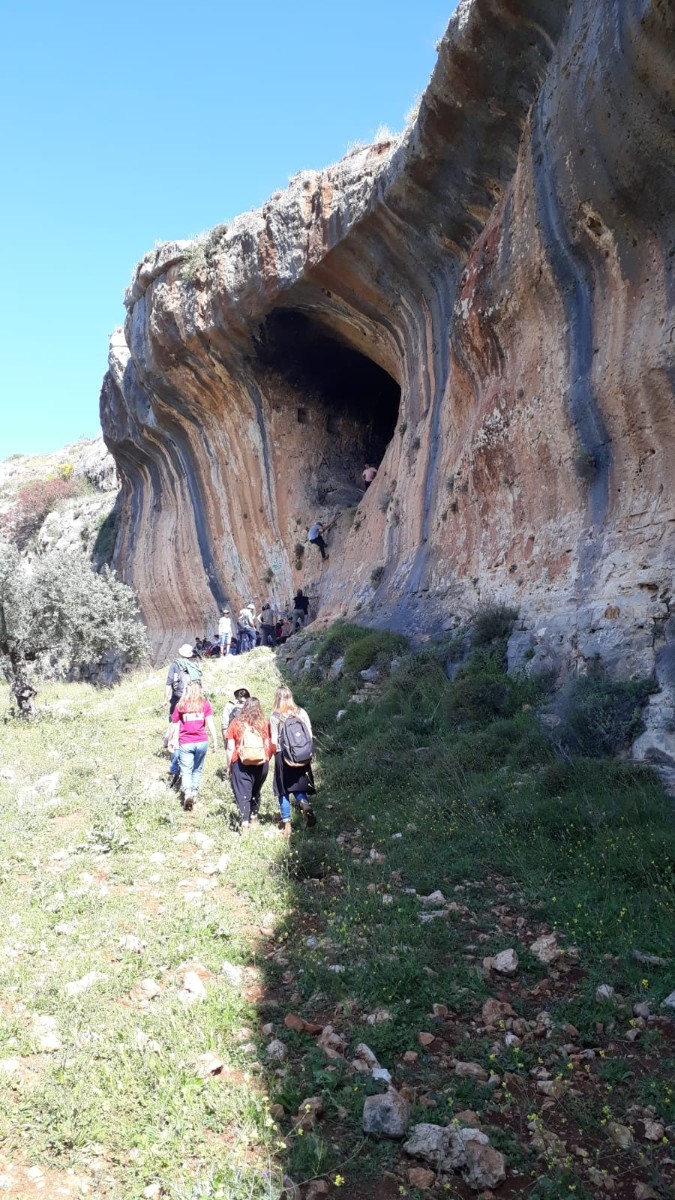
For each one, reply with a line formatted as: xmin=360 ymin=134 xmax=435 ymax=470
xmin=247 ymin=602 xmax=256 ymax=610
xmin=233 ymin=686 xmax=251 ymax=699
xmin=178 ymin=643 xmax=194 ymax=657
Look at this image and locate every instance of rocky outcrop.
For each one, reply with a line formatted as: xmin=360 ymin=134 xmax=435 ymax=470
xmin=101 ymin=0 xmax=674 ymax=679
xmin=0 ymin=438 xmax=119 ymax=565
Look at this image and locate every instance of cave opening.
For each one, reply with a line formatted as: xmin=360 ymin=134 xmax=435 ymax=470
xmin=255 ymin=309 xmax=401 ymax=466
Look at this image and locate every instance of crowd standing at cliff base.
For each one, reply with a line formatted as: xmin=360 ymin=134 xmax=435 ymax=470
xmin=163 ymin=642 xmax=316 ymax=835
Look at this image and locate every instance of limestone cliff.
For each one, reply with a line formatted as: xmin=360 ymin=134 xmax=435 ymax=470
xmin=101 ymin=0 xmax=674 ymax=698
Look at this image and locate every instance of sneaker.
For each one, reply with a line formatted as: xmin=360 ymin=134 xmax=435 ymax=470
xmin=282 ymin=821 xmax=292 ymax=838
xmin=183 ymin=793 xmax=195 ymax=811
xmin=241 ymin=820 xmax=250 ymax=834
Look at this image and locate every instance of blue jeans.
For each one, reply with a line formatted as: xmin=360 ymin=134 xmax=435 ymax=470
xmin=278 ymin=791 xmax=308 ymax=820
xmin=179 ymin=742 xmax=208 ymax=795
xmin=238 ymin=630 xmax=255 ymax=653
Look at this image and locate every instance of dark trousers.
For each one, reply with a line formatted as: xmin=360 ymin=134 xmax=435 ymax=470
xmin=261 ymin=623 xmax=275 ymax=646
xmin=230 ymin=758 xmax=269 ymax=823
xmin=310 ymin=535 xmax=327 ymax=560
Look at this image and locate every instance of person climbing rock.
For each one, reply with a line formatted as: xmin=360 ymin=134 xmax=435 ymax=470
xmin=225 ymin=697 xmax=272 ymax=832
xmin=362 ymin=462 xmax=378 ymax=489
xmin=270 ymin=686 xmax=316 ymax=836
xmin=170 ymin=680 xmax=217 ymax=810
xmin=218 ymin=608 xmax=232 ymax=656
xmin=292 ymin=589 xmax=309 ymax=632
xmin=308 ymin=521 xmax=328 ymax=560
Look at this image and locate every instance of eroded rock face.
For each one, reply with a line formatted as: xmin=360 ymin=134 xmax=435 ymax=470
xmin=100 ymin=0 xmax=675 ymax=669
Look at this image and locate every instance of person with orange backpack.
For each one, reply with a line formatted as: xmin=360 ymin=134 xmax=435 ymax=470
xmin=225 ymin=697 xmax=272 ymax=831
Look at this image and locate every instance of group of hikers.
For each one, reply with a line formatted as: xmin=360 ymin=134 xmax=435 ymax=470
xmin=160 ymin=465 xmax=382 ymax=826
xmin=164 ymin=645 xmax=315 ymax=835
xmin=193 ymin=591 xmax=312 ymax=658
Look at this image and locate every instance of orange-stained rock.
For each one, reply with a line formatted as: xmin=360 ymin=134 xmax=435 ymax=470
xmin=101 ymin=0 xmax=675 ymax=725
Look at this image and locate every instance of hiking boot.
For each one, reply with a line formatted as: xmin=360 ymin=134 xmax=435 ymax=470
xmin=241 ymin=820 xmax=250 ymax=834
xmin=183 ymin=793 xmax=195 ymax=811
xmin=303 ymin=808 xmax=317 ymax=828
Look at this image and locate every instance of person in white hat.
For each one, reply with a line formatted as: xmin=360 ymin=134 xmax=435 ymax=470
xmin=163 ymin=643 xmax=201 ymax=715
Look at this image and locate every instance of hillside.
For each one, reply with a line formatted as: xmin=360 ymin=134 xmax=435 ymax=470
xmin=0 ymin=626 xmax=672 ymax=1199
xmin=0 ymin=438 xmax=119 ymax=565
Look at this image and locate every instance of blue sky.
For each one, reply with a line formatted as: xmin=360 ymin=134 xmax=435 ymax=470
xmin=0 ymin=1 xmax=456 ymax=459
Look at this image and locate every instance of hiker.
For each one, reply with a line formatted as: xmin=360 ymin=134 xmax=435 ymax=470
xmin=164 ymin=643 xmax=202 ymax=715
xmin=248 ymin=602 xmax=262 ymax=646
xmin=170 ymin=680 xmax=217 ymax=810
xmin=260 ymin=601 xmax=276 ymax=646
xmin=270 ymin=686 xmax=316 ymax=836
xmin=292 ymin=589 xmax=309 ymax=632
xmin=221 ymin=685 xmax=251 ymax=745
xmin=225 ymin=697 xmax=272 ymax=831
xmin=362 ymin=462 xmax=378 ymax=489
xmin=308 ymin=521 xmax=328 ymax=561
xmin=218 ymin=608 xmax=232 ymax=656
xmin=237 ymin=606 xmax=256 ymax=653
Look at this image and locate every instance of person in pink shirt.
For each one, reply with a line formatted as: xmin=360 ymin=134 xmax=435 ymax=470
xmin=170 ymin=681 xmax=217 ymax=810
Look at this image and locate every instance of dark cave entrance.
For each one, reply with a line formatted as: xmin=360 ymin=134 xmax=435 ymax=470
xmin=255 ymin=309 xmax=401 ymax=468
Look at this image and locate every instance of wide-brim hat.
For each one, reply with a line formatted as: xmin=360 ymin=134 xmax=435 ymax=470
xmin=178 ymin=643 xmax=194 ymax=657
xmin=233 ymin=686 xmax=251 ymax=699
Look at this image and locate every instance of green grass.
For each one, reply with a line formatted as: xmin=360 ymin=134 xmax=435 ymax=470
xmin=0 ymin=624 xmax=673 ymax=1198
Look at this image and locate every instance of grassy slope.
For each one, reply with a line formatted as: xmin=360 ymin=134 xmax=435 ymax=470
xmin=0 ymin=631 xmax=673 ymax=1200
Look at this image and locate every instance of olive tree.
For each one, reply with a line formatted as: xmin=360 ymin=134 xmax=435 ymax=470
xmin=0 ymin=541 xmax=149 ymax=717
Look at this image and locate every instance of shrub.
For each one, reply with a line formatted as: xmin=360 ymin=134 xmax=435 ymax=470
xmin=557 ymin=670 xmax=656 ymax=757
xmin=0 ymin=540 xmax=149 ymax=717
xmin=342 ymin=629 xmax=408 ymax=675
xmin=58 ymin=463 xmax=74 ymax=481
xmin=315 ymin=621 xmax=372 ymax=667
xmin=472 ymin=603 xmax=518 ymax=647
xmin=1 ymin=477 xmax=77 ymax=549
xmin=370 ymin=565 xmax=385 ymax=588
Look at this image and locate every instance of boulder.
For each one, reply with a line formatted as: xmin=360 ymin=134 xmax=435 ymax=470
xmin=462 ymin=1141 xmax=507 ymax=1191
xmin=362 ymin=1088 xmax=411 ymax=1138
xmin=530 ymin=933 xmax=561 ymax=965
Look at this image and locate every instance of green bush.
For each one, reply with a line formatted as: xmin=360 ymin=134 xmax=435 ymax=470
xmin=342 ymin=629 xmax=408 ymax=675
xmin=558 ymin=670 xmax=656 ymax=757
xmin=472 ymin=603 xmax=518 ymax=646
xmin=315 ymin=621 xmax=370 ymax=667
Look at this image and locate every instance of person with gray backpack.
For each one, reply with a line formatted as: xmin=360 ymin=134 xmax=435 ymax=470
xmin=270 ymin=685 xmax=316 ymax=836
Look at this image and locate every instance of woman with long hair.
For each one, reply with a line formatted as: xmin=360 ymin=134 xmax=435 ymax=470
xmin=170 ymin=680 xmax=217 ymax=810
xmin=225 ymin=697 xmax=272 ymax=831
xmin=270 ymin=685 xmax=316 ymax=837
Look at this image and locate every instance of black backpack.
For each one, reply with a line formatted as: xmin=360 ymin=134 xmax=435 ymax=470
xmin=170 ymin=661 xmax=201 ymax=697
xmin=279 ymin=714 xmax=313 ymax=767
xmin=171 ymin=664 xmax=190 ymax=697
